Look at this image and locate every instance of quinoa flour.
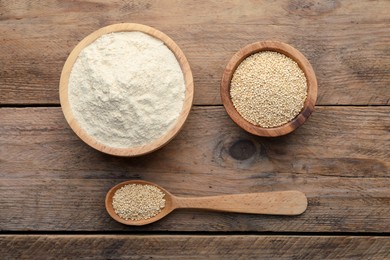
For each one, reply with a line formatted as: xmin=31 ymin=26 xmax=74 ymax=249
xmin=68 ymin=32 xmax=185 ymax=148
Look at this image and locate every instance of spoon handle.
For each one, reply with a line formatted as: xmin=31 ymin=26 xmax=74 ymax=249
xmin=174 ymin=190 xmax=307 ymax=215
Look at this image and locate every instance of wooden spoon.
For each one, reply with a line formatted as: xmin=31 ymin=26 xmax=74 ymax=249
xmin=105 ymin=180 xmax=308 ymax=226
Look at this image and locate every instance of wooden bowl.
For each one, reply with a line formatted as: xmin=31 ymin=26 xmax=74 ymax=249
xmin=60 ymin=23 xmax=194 ymax=156
xmin=220 ymin=41 xmax=317 ymax=137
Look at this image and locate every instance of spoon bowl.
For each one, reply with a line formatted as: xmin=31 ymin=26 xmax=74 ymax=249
xmin=105 ymin=180 xmax=176 ymax=226
xmin=105 ymin=180 xmax=308 ymax=226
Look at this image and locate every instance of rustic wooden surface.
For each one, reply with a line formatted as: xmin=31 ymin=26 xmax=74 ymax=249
xmin=1 ymin=107 xmax=389 ymax=234
xmin=1 ymin=235 xmax=390 ymax=259
xmin=0 ymin=0 xmax=389 ymax=105
xmin=1 ymin=0 xmax=389 ymax=258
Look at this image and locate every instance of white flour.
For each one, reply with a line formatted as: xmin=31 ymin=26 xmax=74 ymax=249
xmin=68 ymin=32 xmax=185 ymax=148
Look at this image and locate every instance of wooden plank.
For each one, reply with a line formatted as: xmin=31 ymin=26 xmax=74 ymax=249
xmin=0 ymin=0 xmax=389 ymax=105
xmin=1 ymin=235 xmax=390 ymax=259
xmin=1 ymin=178 xmax=390 ymax=232
xmin=0 ymin=107 xmax=388 ymax=178
xmin=0 ymin=107 xmax=389 ymax=231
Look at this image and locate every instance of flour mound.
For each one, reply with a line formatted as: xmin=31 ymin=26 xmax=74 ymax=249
xmin=68 ymin=32 xmax=185 ymax=148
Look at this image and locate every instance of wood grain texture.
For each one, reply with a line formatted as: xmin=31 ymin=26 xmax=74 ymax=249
xmin=0 ymin=0 xmax=389 ymax=105
xmin=220 ymin=41 xmax=317 ymax=137
xmin=0 ymin=107 xmax=389 ymax=231
xmin=59 ymin=23 xmax=194 ymax=156
xmin=1 ymin=235 xmax=390 ymax=259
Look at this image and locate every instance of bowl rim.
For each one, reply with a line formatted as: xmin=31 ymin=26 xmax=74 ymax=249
xmin=220 ymin=41 xmax=318 ymax=137
xmin=59 ymin=23 xmax=194 ymax=156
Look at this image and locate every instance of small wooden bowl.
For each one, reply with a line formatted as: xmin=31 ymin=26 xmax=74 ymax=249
xmin=220 ymin=41 xmax=317 ymax=137
xmin=60 ymin=23 xmax=194 ymax=156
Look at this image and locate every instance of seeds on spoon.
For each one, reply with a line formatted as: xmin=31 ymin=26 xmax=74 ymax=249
xmin=112 ymin=184 xmax=166 ymax=221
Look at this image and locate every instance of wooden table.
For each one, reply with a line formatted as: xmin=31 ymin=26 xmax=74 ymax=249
xmin=1 ymin=1 xmax=389 ymax=258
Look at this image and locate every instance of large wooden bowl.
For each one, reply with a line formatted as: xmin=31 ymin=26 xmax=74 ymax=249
xmin=221 ymin=41 xmax=317 ymax=137
xmin=60 ymin=23 xmax=194 ymax=156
